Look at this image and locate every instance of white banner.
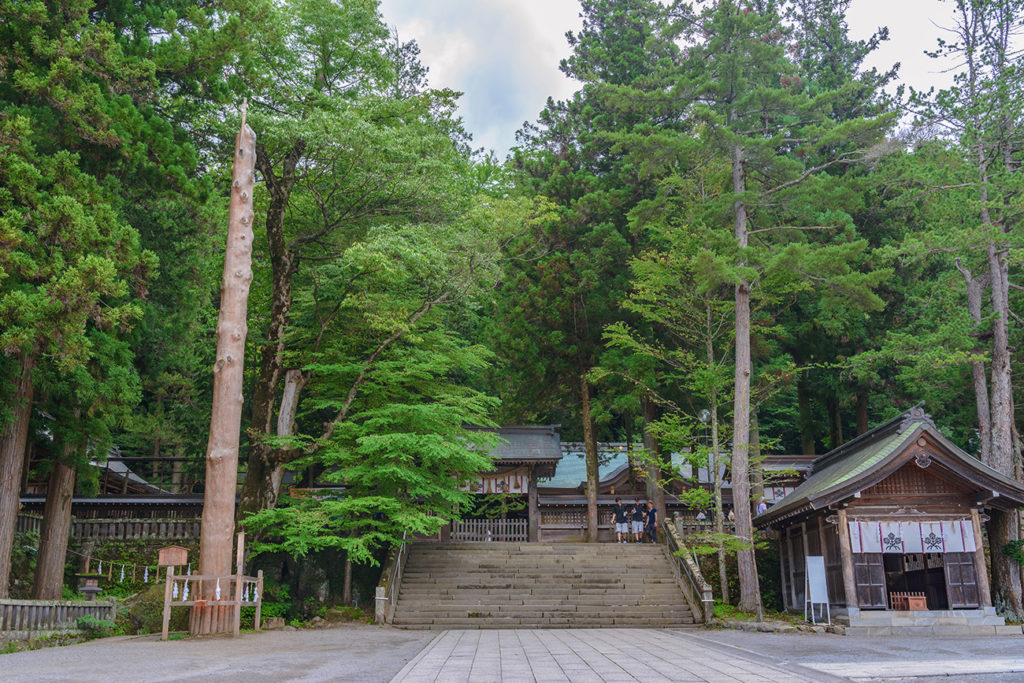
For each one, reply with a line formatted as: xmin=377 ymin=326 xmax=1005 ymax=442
xmin=848 ymin=520 xmax=977 ymax=554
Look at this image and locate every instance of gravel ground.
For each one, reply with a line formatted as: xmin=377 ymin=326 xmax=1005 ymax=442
xmin=0 ymin=624 xmax=434 ymax=683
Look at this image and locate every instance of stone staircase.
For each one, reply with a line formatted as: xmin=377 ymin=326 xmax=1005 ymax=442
xmin=391 ymin=542 xmax=695 ymax=629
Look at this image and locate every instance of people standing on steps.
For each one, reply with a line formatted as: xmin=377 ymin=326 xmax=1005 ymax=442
xmin=756 ymin=497 xmax=768 ymax=516
xmin=631 ymin=497 xmax=645 ymax=543
xmin=613 ymin=497 xmax=630 ymax=543
xmin=645 ymin=499 xmax=658 ymax=543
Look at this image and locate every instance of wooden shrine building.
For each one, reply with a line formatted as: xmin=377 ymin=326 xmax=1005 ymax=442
xmin=458 ymin=425 xmax=562 ymax=542
xmin=756 ymin=404 xmax=1024 ymax=616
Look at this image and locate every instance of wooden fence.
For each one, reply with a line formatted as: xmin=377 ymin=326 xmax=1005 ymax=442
xmin=0 ymin=598 xmax=116 ymax=636
xmin=16 ymin=514 xmax=42 ymax=535
xmin=71 ymin=518 xmax=200 ymax=540
xmin=451 ymin=518 xmax=528 ymax=542
xmin=17 ymin=514 xmax=200 ymax=541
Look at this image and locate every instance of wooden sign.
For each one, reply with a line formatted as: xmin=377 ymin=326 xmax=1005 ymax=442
xmin=158 ymin=545 xmax=189 ymax=566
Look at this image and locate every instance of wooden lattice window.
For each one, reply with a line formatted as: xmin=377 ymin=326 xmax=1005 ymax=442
xmin=863 ymin=463 xmax=964 ymax=497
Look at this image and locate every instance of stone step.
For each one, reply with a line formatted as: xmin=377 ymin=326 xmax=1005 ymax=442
xmin=393 ymin=542 xmax=694 ymax=629
xmin=396 ymin=599 xmax=690 ymax=609
xmin=391 ymin=616 xmax=693 ymax=627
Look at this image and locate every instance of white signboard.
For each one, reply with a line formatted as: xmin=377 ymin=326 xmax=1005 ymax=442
xmin=805 ymin=555 xmax=830 ymax=625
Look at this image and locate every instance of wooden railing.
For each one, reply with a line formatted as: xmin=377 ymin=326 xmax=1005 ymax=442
xmin=451 ymin=518 xmax=528 ymax=542
xmin=0 ymin=598 xmax=116 ymax=635
xmin=71 ymin=518 xmax=201 ymax=540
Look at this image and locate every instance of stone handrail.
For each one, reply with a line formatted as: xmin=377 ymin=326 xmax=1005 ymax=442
xmin=374 ymin=533 xmax=409 ymax=624
xmin=0 ymin=598 xmax=116 ymax=636
xmin=665 ymin=520 xmax=714 ymax=624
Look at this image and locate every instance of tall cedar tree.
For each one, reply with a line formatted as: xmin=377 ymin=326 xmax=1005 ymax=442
xmin=508 ymin=0 xmax=679 ymax=540
xmin=913 ymin=0 xmax=1024 ymax=615
xmin=674 ymin=0 xmax=893 ymax=611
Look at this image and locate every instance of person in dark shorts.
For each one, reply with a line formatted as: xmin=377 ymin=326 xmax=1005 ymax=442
xmin=613 ymin=497 xmax=630 ymax=543
xmin=631 ymin=497 xmax=645 ymax=543
xmin=645 ymin=499 xmax=658 ymax=542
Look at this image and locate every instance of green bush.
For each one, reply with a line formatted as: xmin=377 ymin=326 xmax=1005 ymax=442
xmin=76 ymin=615 xmax=115 ymax=638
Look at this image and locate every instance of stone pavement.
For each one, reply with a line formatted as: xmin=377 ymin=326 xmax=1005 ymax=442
xmin=389 ymin=628 xmax=835 ymax=682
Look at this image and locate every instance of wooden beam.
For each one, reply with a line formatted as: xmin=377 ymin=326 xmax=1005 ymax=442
xmin=970 ymin=508 xmax=992 ymax=607
xmin=837 ymin=509 xmax=858 ymax=608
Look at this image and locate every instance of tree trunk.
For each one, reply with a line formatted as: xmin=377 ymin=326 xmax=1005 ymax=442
xmin=956 ymin=260 xmax=992 ymax=463
xmin=624 ymin=412 xmax=636 ymax=493
xmin=711 ymin=394 xmax=729 ymax=604
xmin=32 ymin=458 xmax=75 ymax=599
xmin=856 ymin=390 xmax=869 ymax=435
xmin=239 ymin=141 xmax=305 ymax=519
xmin=750 ymin=409 xmax=764 ymax=502
xmin=642 ymin=397 xmax=666 ymax=539
xmin=829 ymin=397 xmax=844 ymax=450
xmin=730 ymin=141 xmax=761 ymax=613
xmin=987 ymin=241 xmax=1013 ymax=475
xmin=343 ymin=555 xmax=352 ymax=606
xmin=0 ymin=353 xmax=35 ymax=598
xmin=238 ymin=369 xmax=307 ymax=520
xmin=985 ymin=242 xmax=1022 ymax=616
xmin=797 ymin=376 xmax=815 ymax=455
xmin=192 ymin=110 xmax=257 ymax=636
xmin=581 ymin=373 xmax=599 ymax=542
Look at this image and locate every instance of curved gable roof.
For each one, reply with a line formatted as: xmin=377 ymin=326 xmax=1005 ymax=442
xmin=756 ymin=405 xmax=1024 ymax=527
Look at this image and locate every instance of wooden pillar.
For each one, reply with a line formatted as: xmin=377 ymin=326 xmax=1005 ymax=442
xmin=528 ymin=466 xmax=539 ymax=542
xmin=778 ymin=535 xmax=789 ymax=610
xmin=786 ymin=527 xmax=797 ymax=608
xmin=837 ymin=509 xmax=858 ymax=608
xmin=971 ymin=508 xmax=993 ymax=607
xmin=817 ymin=518 xmax=828 ymax=561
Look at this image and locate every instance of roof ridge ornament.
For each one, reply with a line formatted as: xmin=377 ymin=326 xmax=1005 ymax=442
xmin=899 ymin=403 xmax=936 ymax=434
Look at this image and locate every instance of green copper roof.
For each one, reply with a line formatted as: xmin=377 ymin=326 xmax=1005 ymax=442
xmin=756 ymin=422 xmax=921 ymax=523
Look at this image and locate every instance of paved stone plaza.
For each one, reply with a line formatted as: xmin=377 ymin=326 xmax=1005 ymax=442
xmin=390 ymin=628 xmax=831 ymax=682
xmin=2 ymin=624 xmax=1024 ymax=681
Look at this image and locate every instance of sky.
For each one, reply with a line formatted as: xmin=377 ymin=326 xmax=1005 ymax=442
xmin=377 ymin=0 xmax=961 ymax=156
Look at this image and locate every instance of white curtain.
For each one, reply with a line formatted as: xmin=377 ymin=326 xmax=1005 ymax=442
xmin=848 ymin=520 xmax=976 ymax=554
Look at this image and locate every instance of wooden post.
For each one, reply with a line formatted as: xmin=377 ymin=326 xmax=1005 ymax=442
xmin=254 ymin=570 xmax=263 ymax=631
xmin=161 ymin=566 xmax=174 ymax=641
xmin=233 ymin=532 xmax=245 ymax=636
xmin=778 ymin=536 xmax=789 ymax=610
xmin=786 ymin=527 xmax=797 ymax=608
xmin=971 ymin=508 xmax=993 ymax=607
xmin=192 ymin=103 xmax=256 ymax=636
xmin=528 ymin=466 xmax=539 ymax=542
xmin=837 ymin=509 xmax=858 ymax=609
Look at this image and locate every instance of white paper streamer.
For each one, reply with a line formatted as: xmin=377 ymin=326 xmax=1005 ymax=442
xmin=215 ymin=578 xmax=221 ymax=601
xmin=97 ymin=561 xmax=102 ymax=574
xmin=172 ymin=581 xmax=179 ymax=599
xmin=119 ymin=565 xmax=125 ymax=583
xmin=143 ymin=566 xmax=149 ymax=583
xmin=182 ymin=580 xmax=189 ymax=601
xmin=186 ymin=564 xmax=191 ymax=576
